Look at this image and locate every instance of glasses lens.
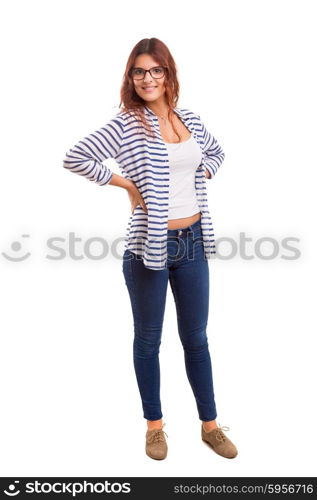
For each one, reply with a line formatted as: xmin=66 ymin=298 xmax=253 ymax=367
xmin=131 ymin=67 xmax=165 ymax=80
xmin=150 ymin=67 xmax=165 ymax=79
xmin=131 ymin=68 xmax=145 ymax=80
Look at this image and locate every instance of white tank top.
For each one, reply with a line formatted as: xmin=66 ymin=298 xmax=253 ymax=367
xmin=164 ymin=134 xmax=202 ymax=219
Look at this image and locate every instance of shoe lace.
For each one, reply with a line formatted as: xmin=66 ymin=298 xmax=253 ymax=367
xmin=214 ymin=424 xmax=230 ymax=443
xmin=148 ymin=422 xmax=168 ymax=443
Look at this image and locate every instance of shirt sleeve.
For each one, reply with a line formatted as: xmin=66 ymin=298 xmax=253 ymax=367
xmin=62 ymin=116 xmax=125 ymax=186
xmin=198 ymin=115 xmax=225 ymax=180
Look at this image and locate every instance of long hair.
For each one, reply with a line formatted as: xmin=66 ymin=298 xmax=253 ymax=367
xmin=119 ymin=38 xmax=181 ymax=141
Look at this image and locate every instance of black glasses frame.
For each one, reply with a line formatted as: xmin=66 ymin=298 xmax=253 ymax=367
xmin=130 ymin=66 xmax=167 ymax=80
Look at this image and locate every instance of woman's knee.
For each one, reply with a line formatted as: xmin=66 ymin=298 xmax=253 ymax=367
xmin=181 ymin=335 xmax=209 ymax=354
xmin=133 ymin=328 xmax=162 ymax=357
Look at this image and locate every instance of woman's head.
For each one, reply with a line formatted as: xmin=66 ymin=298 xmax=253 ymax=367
xmin=119 ymin=38 xmax=180 ymax=135
xmin=132 ymin=53 xmax=167 ymax=105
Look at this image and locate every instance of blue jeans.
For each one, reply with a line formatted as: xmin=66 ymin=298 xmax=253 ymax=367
xmin=122 ymin=218 xmax=217 ymax=422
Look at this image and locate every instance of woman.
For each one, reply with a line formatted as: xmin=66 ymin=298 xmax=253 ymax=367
xmin=63 ymin=38 xmax=238 ymax=461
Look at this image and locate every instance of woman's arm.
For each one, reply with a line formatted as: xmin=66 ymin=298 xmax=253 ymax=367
xmin=109 ymin=174 xmax=148 ymax=214
xmin=62 ymin=117 xmax=148 ymax=213
xmin=198 ymin=115 xmax=225 ymax=180
xmin=62 ymin=117 xmax=125 ymax=186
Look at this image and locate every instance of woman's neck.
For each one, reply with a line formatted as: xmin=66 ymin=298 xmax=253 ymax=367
xmin=145 ymin=100 xmax=170 ymax=119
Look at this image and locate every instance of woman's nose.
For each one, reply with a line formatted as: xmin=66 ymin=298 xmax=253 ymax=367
xmin=143 ymin=75 xmax=153 ymax=83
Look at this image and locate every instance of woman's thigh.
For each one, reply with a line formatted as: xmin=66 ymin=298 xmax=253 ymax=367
xmin=168 ymin=236 xmax=210 ymax=345
xmin=122 ymin=249 xmax=169 ymax=335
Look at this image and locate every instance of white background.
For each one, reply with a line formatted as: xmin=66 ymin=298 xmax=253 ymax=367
xmin=1 ymin=0 xmax=316 ymax=477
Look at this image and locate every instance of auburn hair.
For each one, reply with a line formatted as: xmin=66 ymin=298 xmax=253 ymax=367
xmin=118 ymin=38 xmax=181 ymax=141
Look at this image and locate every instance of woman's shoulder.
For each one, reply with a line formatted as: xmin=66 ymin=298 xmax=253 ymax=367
xmin=113 ymin=107 xmax=146 ymax=128
xmin=176 ymin=106 xmax=201 ymax=122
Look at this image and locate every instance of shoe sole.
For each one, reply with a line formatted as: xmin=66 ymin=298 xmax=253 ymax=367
xmin=146 ymin=449 xmax=167 ymax=460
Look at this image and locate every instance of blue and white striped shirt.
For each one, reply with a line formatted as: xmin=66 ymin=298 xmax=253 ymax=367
xmin=62 ymin=105 xmax=225 ymax=270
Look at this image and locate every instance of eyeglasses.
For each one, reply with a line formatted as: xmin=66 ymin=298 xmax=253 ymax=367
xmin=130 ymin=66 xmax=166 ymax=80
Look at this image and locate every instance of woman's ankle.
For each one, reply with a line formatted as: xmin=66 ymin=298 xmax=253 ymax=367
xmin=202 ymin=419 xmax=218 ymax=432
xmin=147 ymin=418 xmax=163 ymax=430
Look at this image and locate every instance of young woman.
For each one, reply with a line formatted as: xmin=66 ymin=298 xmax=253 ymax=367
xmin=63 ymin=38 xmax=238 ymax=461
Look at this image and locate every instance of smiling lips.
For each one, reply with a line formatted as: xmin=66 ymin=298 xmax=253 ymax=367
xmin=142 ymin=86 xmax=157 ymax=92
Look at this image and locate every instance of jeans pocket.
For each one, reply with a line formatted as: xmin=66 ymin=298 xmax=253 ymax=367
xmin=191 ymin=232 xmax=205 ymax=261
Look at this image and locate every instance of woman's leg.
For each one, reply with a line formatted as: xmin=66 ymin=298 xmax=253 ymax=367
xmin=168 ymin=228 xmax=218 ymax=423
xmin=122 ymin=249 xmax=169 ymax=424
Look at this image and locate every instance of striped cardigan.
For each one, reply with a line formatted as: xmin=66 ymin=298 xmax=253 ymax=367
xmin=62 ymin=105 xmax=225 ymax=270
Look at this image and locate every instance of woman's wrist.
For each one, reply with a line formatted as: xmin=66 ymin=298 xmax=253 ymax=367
xmin=108 ymin=173 xmax=136 ymax=191
xmin=126 ymin=180 xmax=138 ymax=192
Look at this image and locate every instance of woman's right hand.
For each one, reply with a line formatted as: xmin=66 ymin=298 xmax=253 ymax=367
xmin=127 ymin=182 xmax=148 ymax=214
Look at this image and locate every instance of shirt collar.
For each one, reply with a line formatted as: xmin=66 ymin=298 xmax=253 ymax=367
xmin=144 ymin=105 xmax=183 ymax=119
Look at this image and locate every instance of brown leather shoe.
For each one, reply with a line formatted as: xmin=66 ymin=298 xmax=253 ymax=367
xmin=201 ymin=423 xmax=238 ymax=459
xmin=145 ymin=423 xmax=168 ymax=460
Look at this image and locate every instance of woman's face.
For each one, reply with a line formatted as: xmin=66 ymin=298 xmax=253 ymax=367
xmin=132 ymin=54 xmax=166 ymax=104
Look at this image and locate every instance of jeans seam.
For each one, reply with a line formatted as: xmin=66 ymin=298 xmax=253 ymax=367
xmin=169 ymin=272 xmax=182 ymax=339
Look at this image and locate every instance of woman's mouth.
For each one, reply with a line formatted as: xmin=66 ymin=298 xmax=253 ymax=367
xmin=142 ymin=86 xmax=158 ymax=93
